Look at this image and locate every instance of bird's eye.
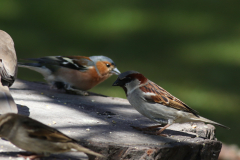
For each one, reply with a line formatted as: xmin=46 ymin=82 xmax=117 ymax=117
xmin=106 ymin=64 xmax=110 ymax=67
xmin=121 ymin=77 xmax=131 ymax=81
xmin=127 ymin=77 xmax=132 ymax=80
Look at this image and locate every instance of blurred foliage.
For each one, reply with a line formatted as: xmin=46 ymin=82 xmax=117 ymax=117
xmin=1 ymin=1 xmax=240 ymax=146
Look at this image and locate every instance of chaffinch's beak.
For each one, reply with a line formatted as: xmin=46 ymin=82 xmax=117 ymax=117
xmin=111 ymin=68 xmax=121 ymax=75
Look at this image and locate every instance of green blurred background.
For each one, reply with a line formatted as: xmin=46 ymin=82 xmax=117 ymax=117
xmin=1 ymin=1 xmax=239 ymax=147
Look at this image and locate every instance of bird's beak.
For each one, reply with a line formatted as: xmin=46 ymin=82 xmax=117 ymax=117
xmin=112 ymin=78 xmax=121 ymax=86
xmin=111 ymin=68 xmax=121 ymax=75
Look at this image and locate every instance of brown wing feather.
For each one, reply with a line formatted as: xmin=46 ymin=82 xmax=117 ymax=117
xmin=140 ymin=81 xmax=199 ymax=117
xmin=21 ymin=117 xmax=76 ymax=143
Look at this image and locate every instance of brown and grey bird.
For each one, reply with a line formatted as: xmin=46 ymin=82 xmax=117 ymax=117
xmin=0 ymin=30 xmax=18 ymax=114
xmin=113 ymin=71 xmax=229 ymax=136
xmin=0 ymin=113 xmax=103 ymax=159
xmin=18 ymin=55 xmax=120 ymax=96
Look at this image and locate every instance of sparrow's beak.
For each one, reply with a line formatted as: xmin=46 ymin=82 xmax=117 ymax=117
xmin=111 ymin=68 xmax=121 ymax=75
xmin=112 ymin=79 xmax=121 ymax=86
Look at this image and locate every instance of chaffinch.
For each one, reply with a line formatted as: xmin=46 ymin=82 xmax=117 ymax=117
xmin=113 ymin=70 xmax=229 ymax=136
xmin=0 ymin=113 xmax=103 ymax=159
xmin=0 ymin=30 xmax=18 ymax=114
xmin=19 ymin=55 xmax=120 ymax=95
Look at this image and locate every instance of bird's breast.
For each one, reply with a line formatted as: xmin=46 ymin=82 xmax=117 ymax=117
xmin=127 ymin=89 xmax=180 ymax=123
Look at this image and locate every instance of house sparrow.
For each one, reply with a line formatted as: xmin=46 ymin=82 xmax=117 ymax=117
xmin=0 ymin=30 xmax=18 ymax=114
xmin=0 ymin=113 xmax=103 ymax=159
xmin=19 ymin=55 xmax=120 ymax=95
xmin=112 ymin=70 xmax=229 ymax=136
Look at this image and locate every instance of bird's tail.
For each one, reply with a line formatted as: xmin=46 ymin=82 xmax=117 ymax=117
xmin=18 ymin=57 xmax=63 ymax=76
xmin=196 ymin=116 xmax=230 ymax=129
xmin=70 ymin=143 xmax=103 ymax=158
xmin=18 ymin=61 xmax=52 ymax=77
xmin=18 ymin=62 xmax=42 ymax=68
xmin=18 ymin=57 xmax=62 ymax=68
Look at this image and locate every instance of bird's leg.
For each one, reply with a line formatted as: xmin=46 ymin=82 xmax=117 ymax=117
xmin=64 ymin=84 xmax=89 ymax=96
xmin=17 ymin=153 xmax=43 ymax=160
xmin=155 ymin=123 xmax=172 ymax=137
xmin=131 ymin=124 xmax=165 ymax=131
xmin=52 ymin=81 xmax=65 ymax=90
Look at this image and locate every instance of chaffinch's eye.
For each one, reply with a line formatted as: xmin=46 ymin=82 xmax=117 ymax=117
xmin=106 ymin=63 xmax=110 ymax=68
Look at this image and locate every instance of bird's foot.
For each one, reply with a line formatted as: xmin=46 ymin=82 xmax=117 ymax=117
xmin=131 ymin=124 xmax=165 ymax=131
xmin=65 ymin=88 xmax=89 ymax=96
xmin=131 ymin=124 xmax=171 ymax=137
xmin=155 ymin=131 xmax=168 ymax=137
xmin=138 ymin=130 xmax=168 ymax=137
xmin=155 ymin=123 xmax=172 ymax=137
xmin=17 ymin=153 xmax=43 ymax=160
xmin=63 ymin=84 xmax=89 ymax=96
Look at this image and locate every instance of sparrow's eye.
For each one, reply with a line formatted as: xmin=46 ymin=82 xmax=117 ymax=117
xmin=121 ymin=77 xmax=131 ymax=81
xmin=106 ymin=63 xmax=110 ymax=68
xmin=127 ymin=77 xmax=132 ymax=81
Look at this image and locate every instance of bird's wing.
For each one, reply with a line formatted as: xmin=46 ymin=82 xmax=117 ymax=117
xmin=26 ymin=56 xmax=94 ymax=72
xmin=22 ymin=117 xmax=76 ymax=143
xmin=64 ymin=56 xmax=94 ymax=71
xmin=140 ymin=81 xmax=199 ymax=117
xmin=0 ymin=61 xmax=15 ymax=86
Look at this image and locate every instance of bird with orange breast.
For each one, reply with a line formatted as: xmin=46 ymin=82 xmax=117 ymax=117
xmin=19 ymin=55 xmax=120 ymax=95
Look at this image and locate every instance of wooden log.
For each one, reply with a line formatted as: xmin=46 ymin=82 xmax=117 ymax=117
xmin=0 ymin=80 xmax=222 ymax=160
